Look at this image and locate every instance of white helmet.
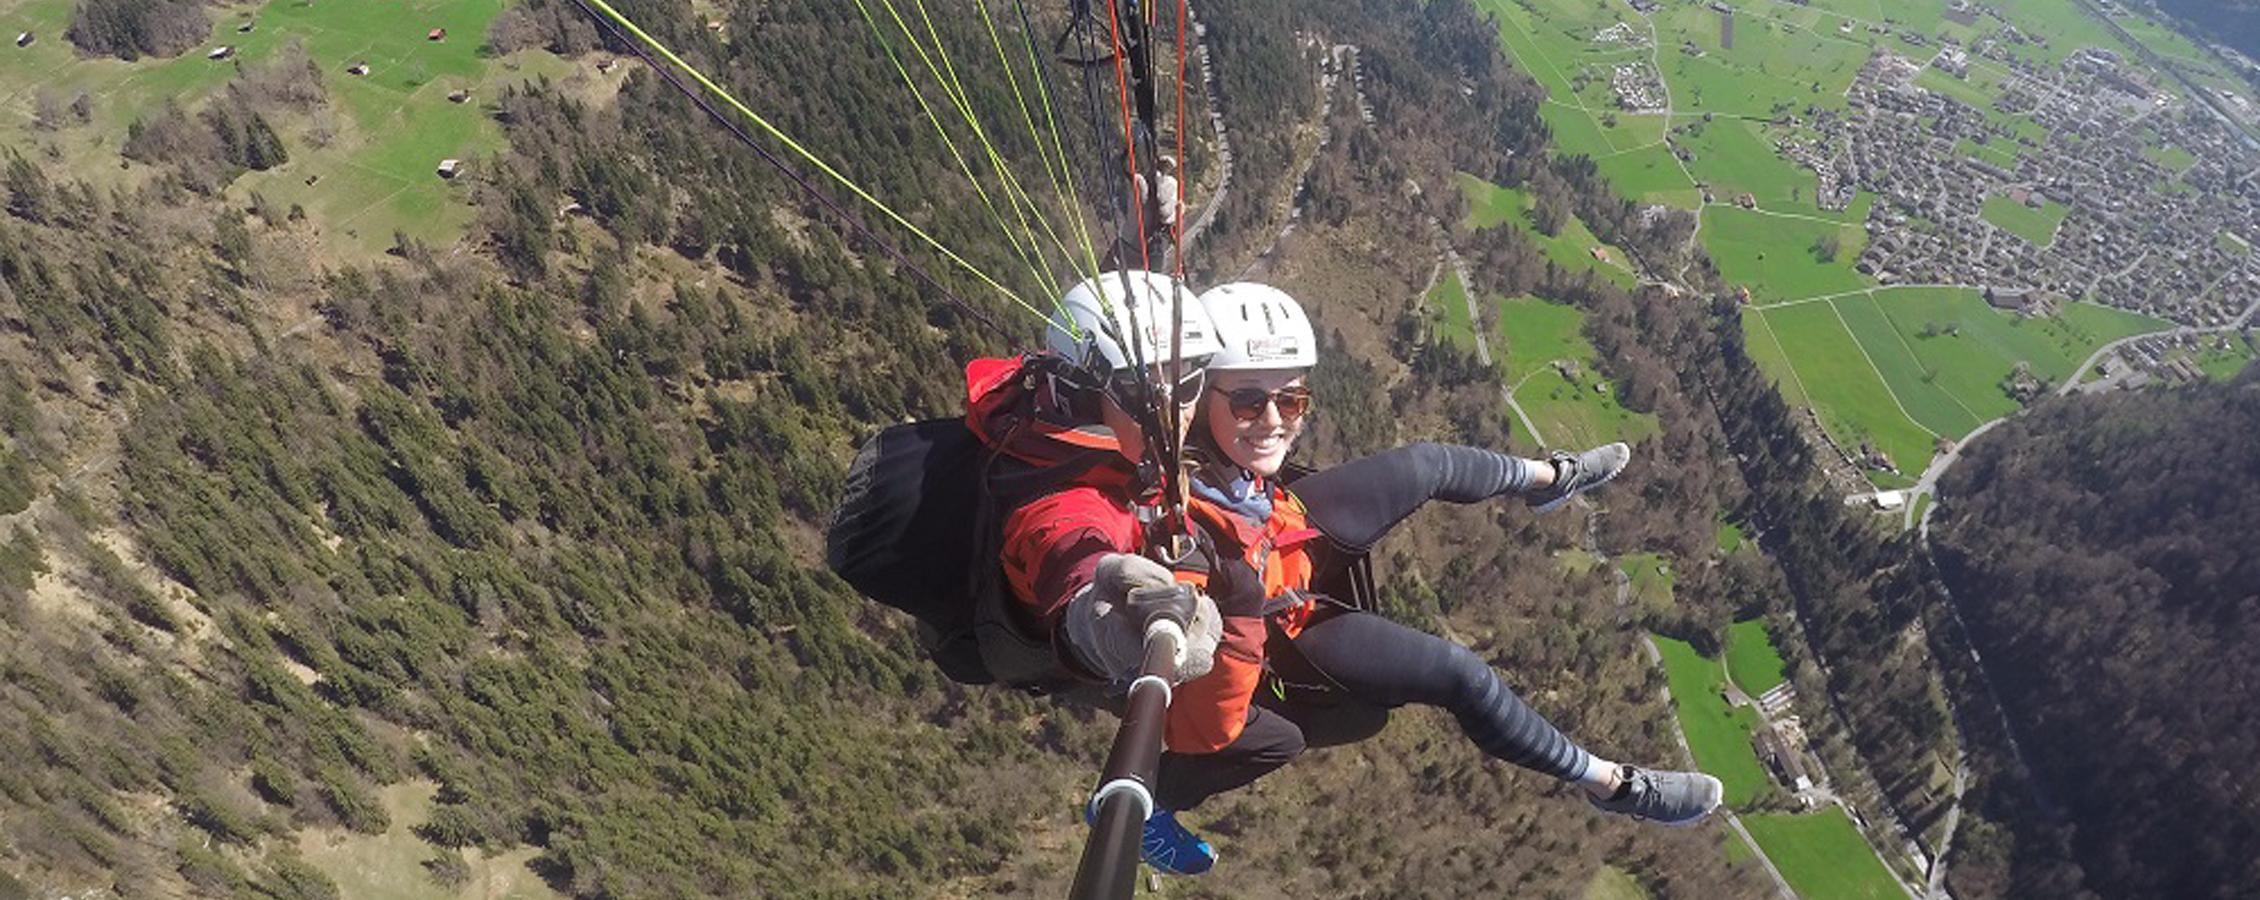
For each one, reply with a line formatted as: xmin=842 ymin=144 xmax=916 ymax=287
xmin=1046 ymin=270 xmax=1222 ymax=372
xmin=1198 ymin=282 xmax=1317 ymax=371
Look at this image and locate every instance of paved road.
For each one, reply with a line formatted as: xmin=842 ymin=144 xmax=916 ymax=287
xmin=1177 ymin=8 xmax=1231 ymax=252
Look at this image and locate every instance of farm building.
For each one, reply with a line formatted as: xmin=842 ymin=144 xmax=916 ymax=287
xmin=15 ymin=31 xmax=32 ymax=48
xmin=207 ymin=46 xmax=236 ymax=60
xmin=436 ymin=159 xmax=463 ymax=179
xmin=1870 ymin=490 xmax=1906 ymax=511
xmin=448 ymin=89 xmax=471 ymax=103
xmin=347 ymin=62 xmax=370 ymax=76
xmin=428 ymin=28 xmax=447 ymax=41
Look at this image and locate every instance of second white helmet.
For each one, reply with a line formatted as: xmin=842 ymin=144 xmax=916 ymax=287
xmin=1198 ymin=283 xmax=1317 ymax=371
xmin=1047 ymin=271 xmax=1222 ymax=373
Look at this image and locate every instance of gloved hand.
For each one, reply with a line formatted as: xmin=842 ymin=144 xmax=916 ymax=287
xmin=1063 ymin=553 xmax=1222 ymax=684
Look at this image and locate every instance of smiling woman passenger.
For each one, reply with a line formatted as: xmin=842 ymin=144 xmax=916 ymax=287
xmin=1135 ymin=282 xmax=1723 ymax=877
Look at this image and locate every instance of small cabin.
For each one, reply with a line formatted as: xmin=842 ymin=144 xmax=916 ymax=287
xmin=595 ymin=57 xmax=619 ymax=74
xmin=428 ymin=28 xmax=447 ymax=41
xmin=436 ymin=159 xmax=462 ymax=179
xmin=15 ymin=31 xmax=32 ymax=48
xmin=447 ymin=89 xmax=471 ymax=104
xmin=347 ymin=62 xmax=370 ymax=76
xmin=236 ymin=22 xmax=255 ymax=34
xmin=207 ymin=45 xmax=236 ymax=60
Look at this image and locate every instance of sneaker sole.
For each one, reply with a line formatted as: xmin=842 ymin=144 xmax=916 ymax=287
xmin=1651 ymin=776 xmax=1725 ymax=828
xmin=1532 ymin=465 xmax=1621 ymax=514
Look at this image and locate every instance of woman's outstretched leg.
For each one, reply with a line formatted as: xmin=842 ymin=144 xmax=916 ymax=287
xmin=1291 ymin=610 xmax=1722 ymax=825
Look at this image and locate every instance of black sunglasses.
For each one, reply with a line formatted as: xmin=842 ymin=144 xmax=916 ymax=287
xmin=1212 ymin=385 xmax=1313 ymax=422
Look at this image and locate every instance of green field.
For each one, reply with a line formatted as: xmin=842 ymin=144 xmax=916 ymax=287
xmin=0 ymin=0 xmax=579 ymax=255
xmin=1520 ymin=366 xmax=1664 ymax=449
xmin=1725 ymin=619 xmax=1788 ymax=697
xmin=1993 ymin=0 xmax=2142 ymax=66
xmin=2144 ymin=142 xmax=2200 ymax=173
xmin=1594 ymin=142 xmax=1704 ymax=209
xmin=1741 ymin=306 xmax=1812 ymax=407
xmin=1914 ymin=65 xmax=2005 ymax=115
xmin=1619 ymin=552 xmax=1675 ymax=610
xmin=2114 ymin=11 xmax=2216 ymax=68
xmin=1852 ymin=289 xmax=2170 ymax=424
xmin=2186 ymin=334 xmax=2259 ymax=380
xmin=1429 ymin=270 xmax=1478 ymax=352
xmin=1742 ymin=809 xmax=1906 ymax=900
xmin=1678 ymin=117 xmax=1840 ymax=217
xmin=1954 ymin=136 xmax=2022 ymax=170
xmin=1981 ymin=194 xmax=2071 ymax=246
xmin=1499 ymin=296 xmax=1661 ymax=448
xmin=1558 ymin=547 xmax=1604 ymax=575
xmin=1459 ymin=174 xmax=1637 ymax=287
xmin=1748 ymin=300 xmax=1937 ymax=478
xmin=1654 ymin=635 xmax=1771 ymax=808
xmin=1582 ymin=865 xmax=1652 ymax=900
xmin=1833 ymin=291 xmax=1989 ymax=436
xmin=1750 ymin=289 xmax=2171 ymax=481
xmin=1496 ymin=295 xmax=1591 ymax=382
xmin=1706 ymin=207 xmax=1870 ymax=303
xmin=1715 ymin=516 xmax=1746 ymax=554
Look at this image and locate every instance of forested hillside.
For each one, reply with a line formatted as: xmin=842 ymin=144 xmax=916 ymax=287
xmin=1930 ymin=370 xmax=2260 ymax=899
xmin=24 ymin=0 xmax=2204 ymax=895
xmin=0 ymin=0 xmax=1802 ymax=896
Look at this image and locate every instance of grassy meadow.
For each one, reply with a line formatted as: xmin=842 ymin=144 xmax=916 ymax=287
xmin=1496 ymin=295 xmax=1662 ymax=448
xmin=1748 ymin=298 xmax=1938 ymax=477
xmin=1653 ymin=635 xmax=1771 ymax=808
xmin=1742 ymin=809 xmax=1908 ymax=900
xmin=1705 ymin=206 xmax=1870 ymax=303
xmin=1429 ymin=269 xmax=1479 ymax=352
xmin=1459 ymin=174 xmax=1637 ymax=287
xmin=1981 ymin=193 xmax=2071 ymax=246
xmin=1746 ymin=289 xmax=2171 ymax=480
xmin=1714 ymin=516 xmax=1745 ymax=554
xmin=1581 ymin=865 xmax=1652 ymax=900
xmin=1725 ymin=619 xmax=1788 ymax=698
xmin=1618 ymin=552 xmax=1675 ymax=611
xmin=0 ymin=0 xmax=587 ymax=256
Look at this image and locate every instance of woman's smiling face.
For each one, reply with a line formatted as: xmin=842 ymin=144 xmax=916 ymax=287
xmin=1204 ymin=368 xmax=1309 ymax=477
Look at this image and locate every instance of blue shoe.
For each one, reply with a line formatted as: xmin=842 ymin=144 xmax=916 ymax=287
xmin=1140 ymin=809 xmax=1216 ymax=875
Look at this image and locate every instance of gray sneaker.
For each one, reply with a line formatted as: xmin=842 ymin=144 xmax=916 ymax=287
xmin=1587 ymin=765 xmax=1723 ymax=826
xmin=1526 ymin=443 xmax=1631 ymax=513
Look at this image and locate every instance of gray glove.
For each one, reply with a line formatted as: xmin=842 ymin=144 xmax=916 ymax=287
xmin=1063 ymin=553 xmax=1223 ymax=684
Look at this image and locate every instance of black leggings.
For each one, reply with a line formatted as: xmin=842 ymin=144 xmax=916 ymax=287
xmin=1156 ymin=444 xmax=1581 ymax=810
xmin=1155 ymin=610 xmax=1594 ymax=810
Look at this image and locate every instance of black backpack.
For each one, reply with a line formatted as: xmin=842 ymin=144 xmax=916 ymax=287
xmin=825 ymin=416 xmax=1108 ymax=690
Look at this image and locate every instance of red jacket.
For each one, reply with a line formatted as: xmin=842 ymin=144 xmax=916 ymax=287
xmin=972 ymin=355 xmax=1318 ymax=755
xmin=967 ymin=355 xmax=1158 ymax=674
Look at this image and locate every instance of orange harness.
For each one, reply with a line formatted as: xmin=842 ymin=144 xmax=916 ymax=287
xmin=1163 ymin=484 xmax=1325 ymax=753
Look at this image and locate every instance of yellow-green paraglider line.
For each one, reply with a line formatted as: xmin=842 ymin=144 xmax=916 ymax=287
xmin=573 ymin=0 xmax=1072 ymax=335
